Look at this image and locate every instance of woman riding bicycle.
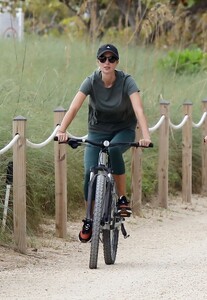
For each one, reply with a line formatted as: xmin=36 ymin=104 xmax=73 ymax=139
xmin=56 ymin=44 xmax=151 ymax=242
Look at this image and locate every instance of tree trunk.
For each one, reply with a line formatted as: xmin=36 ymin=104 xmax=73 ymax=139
xmin=88 ymin=0 xmax=98 ymax=42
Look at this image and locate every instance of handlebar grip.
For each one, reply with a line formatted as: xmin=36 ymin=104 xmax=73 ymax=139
xmin=133 ymin=142 xmax=153 ymax=148
xmin=54 ymin=136 xmax=69 ymax=144
xmin=142 ymin=142 xmax=153 ymax=148
xmin=54 ymin=137 xmax=81 ymax=149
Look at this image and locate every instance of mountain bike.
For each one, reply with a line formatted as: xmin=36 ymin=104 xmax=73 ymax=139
xmin=55 ymin=137 xmax=153 ymax=269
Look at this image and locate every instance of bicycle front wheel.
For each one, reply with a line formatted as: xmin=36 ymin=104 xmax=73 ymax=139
xmin=103 ymin=188 xmax=119 ymax=265
xmin=89 ymin=174 xmax=106 ymax=269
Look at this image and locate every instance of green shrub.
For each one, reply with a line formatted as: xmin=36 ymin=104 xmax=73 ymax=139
xmin=159 ymin=48 xmax=207 ymax=74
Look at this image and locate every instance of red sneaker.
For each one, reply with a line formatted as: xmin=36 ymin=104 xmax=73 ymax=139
xmin=78 ymin=219 xmax=92 ymax=243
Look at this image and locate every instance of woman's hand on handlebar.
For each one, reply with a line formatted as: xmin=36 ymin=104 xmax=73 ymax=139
xmin=56 ymin=130 xmax=69 ymax=142
xmin=138 ymin=138 xmax=152 ymax=147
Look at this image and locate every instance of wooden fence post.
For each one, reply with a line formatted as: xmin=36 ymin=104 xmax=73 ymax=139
xmin=13 ymin=116 xmax=27 ymax=254
xmin=131 ymin=125 xmax=142 ymax=216
xmin=157 ymin=101 xmax=170 ymax=208
xmin=54 ymin=107 xmax=67 ymax=238
xmin=201 ymin=99 xmax=207 ymax=195
xmin=182 ymin=102 xmax=192 ymax=203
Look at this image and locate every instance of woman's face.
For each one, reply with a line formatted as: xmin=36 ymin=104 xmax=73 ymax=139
xmin=97 ymin=51 xmax=119 ymax=74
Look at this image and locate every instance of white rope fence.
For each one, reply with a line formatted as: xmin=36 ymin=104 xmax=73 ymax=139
xmin=0 ymin=127 xmax=88 ymax=153
xmin=26 ymin=126 xmax=88 ymax=149
xmin=0 ymin=134 xmax=20 ymax=155
xmin=1 ymin=102 xmax=207 ymax=254
xmin=192 ymin=111 xmax=207 ymax=128
xmin=169 ymin=115 xmax=189 ymax=130
xmin=1 ymin=112 xmax=207 ymax=154
xmin=0 ymin=116 xmax=206 ymax=154
xmin=0 ymin=116 xmax=187 ymax=153
xmin=26 ymin=126 xmax=60 ymax=149
xmin=149 ymin=115 xmax=165 ymax=132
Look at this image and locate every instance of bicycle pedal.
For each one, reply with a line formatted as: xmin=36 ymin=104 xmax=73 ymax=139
xmin=118 ymin=209 xmax=131 ymax=218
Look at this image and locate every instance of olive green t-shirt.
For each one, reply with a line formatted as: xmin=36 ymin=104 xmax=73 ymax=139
xmin=79 ymin=70 xmax=140 ymax=133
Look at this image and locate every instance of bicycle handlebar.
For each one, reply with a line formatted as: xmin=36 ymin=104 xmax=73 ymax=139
xmin=54 ymin=136 xmax=153 ymax=149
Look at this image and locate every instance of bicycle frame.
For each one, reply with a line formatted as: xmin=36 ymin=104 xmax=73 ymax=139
xmin=86 ymin=144 xmax=118 ymax=230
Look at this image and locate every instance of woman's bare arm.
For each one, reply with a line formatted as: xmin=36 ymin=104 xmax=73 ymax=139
xmin=57 ymin=91 xmax=87 ymax=141
xmin=130 ymin=91 xmax=151 ymax=146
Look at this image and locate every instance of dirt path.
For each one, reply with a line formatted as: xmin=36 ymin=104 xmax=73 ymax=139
xmin=0 ymin=195 xmax=207 ymax=300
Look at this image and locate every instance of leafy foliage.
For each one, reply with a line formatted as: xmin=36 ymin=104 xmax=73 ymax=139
xmin=2 ymin=0 xmax=206 ymax=49
xmin=158 ymin=48 xmax=207 ymax=74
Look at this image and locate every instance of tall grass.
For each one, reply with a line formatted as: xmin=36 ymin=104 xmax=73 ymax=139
xmin=0 ymin=36 xmax=206 ymax=234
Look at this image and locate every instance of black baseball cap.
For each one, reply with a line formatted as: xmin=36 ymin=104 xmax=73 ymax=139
xmin=97 ymin=44 xmax=119 ymax=60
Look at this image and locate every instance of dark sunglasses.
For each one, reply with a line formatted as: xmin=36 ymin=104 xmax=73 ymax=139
xmin=98 ymin=56 xmax=117 ymax=63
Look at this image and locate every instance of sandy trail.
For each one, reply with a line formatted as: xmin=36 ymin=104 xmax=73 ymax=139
xmin=0 ymin=195 xmax=207 ymax=300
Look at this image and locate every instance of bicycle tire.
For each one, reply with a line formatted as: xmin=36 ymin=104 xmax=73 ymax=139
xmin=103 ymin=229 xmax=119 ymax=264
xmin=89 ymin=174 xmax=106 ymax=269
xmin=103 ymin=186 xmax=119 ymax=265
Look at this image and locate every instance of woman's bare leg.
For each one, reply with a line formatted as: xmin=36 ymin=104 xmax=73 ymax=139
xmin=113 ymin=174 xmax=126 ymax=197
